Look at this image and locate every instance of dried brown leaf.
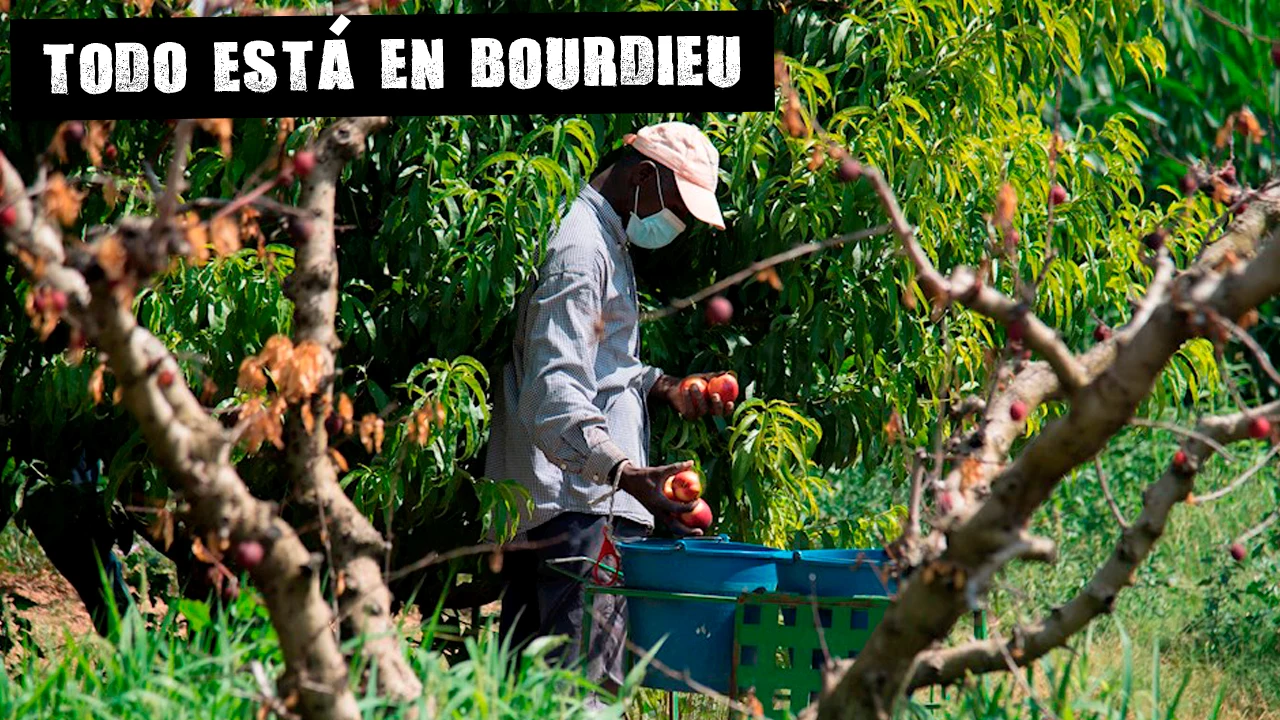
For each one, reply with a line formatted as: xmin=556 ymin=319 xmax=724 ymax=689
xmin=301 ymin=402 xmax=315 ymax=434
xmin=89 ymin=363 xmax=107 ymax=405
xmin=239 ymin=207 xmax=264 ymax=251
xmin=44 ymin=174 xmax=85 ymax=227
xmin=336 ymin=393 xmax=354 ymax=435
xmin=48 ymin=124 xmax=72 ymax=164
xmin=1215 ymin=117 xmax=1234 ymax=150
xmin=191 ymin=536 xmax=218 ymax=564
xmin=209 ymin=214 xmax=241 ymax=258
xmin=755 ymin=267 xmax=783 ymax=291
xmin=1235 ymin=107 xmax=1265 ymax=144
xmin=258 ymin=335 xmax=294 ymax=378
xmin=103 ymin=179 xmax=120 ymax=209
xmin=1211 ymin=179 xmax=1234 ymax=205
xmin=993 ymin=183 xmax=1017 ymax=227
xmin=149 ymin=508 xmax=175 ymax=552
xmin=883 ymin=408 xmax=903 ymax=443
xmin=96 ymin=233 xmax=129 ymax=282
xmin=807 ymin=146 xmax=825 ymax=172
xmin=328 ymin=447 xmax=349 ymax=473
xmin=238 ymin=357 xmax=267 ymax=393
xmin=181 ymin=212 xmax=211 ymax=266
xmin=278 ymin=340 xmax=325 ymax=404
xmin=197 ymin=118 xmax=233 ymax=156
xmin=84 ymin=121 xmax=113 ymax=166
xmin=359 ymin=413 xmax=385 ymax=454
xmin=200 ymin=377 xmax=218 ymax=405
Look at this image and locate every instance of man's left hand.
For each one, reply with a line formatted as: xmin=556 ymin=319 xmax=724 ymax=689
xmin=652 ymin=373 xmax=735 ymax=420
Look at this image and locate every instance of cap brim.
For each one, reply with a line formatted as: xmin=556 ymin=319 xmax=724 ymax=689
xmin=673 ymin=175 xmax=725 ymax=230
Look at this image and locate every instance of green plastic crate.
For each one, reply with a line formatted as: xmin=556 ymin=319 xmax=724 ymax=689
xmin=731 ymin=593 xmax=890 ymax=715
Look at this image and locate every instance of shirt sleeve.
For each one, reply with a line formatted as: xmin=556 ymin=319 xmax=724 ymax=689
xmin=639 ymin=364 xmax=665 ymax=399
xmin=518 ymin=268 xmax=630 ymax=483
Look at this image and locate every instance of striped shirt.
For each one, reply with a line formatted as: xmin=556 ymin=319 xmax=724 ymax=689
xmin=484 ymin=182 xmax=664 ymax=534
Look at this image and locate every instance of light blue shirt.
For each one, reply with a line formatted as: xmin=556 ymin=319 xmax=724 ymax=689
xmin=484 ymin=182 xmax=665 ymax=533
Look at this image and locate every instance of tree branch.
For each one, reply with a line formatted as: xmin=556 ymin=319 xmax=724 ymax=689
xmin=0 ymin=149 xmax=362 ymax=720
xmin=907 ymin=402 xmax=1279 ymax=688
xmin=278 ymin=116 xmax=422 ymax=705
xmin=818 ymin=167 xmax=1280 ymax=720
xmin=639 ymin=223 xmax=892 ymax=323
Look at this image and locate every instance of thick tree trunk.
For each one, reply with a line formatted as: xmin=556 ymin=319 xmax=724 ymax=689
xmin=282 ymin=116 xmax=424 ymax=704
xmin=0 ymin=145 xmax=363 ymax=720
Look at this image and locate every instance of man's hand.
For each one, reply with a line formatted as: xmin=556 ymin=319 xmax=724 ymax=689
xmin=614 ymin=460 xmax=704 ymax=537
xmin=652 ymin=374 xmax=735 ymax=420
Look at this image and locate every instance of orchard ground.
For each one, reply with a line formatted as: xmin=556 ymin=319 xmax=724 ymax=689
xmin=3 ymin=423 xmax=1278 ymax=719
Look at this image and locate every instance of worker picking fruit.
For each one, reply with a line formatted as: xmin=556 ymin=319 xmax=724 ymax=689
xmin=483 ymin=121 xmax=738 ymax=703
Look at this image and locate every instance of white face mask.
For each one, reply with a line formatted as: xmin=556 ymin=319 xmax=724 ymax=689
xmin=626 ymin=167 xmax=686 ymax=249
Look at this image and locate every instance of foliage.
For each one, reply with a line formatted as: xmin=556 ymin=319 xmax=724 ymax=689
xmin=0 ymin=594 xmax=636 ymax=720
xmin=723 ymin=399 xmax=825 ymax=547
xmin=928 ymin=626 xmax=1211 ymax=720
xmin=1067 ymin=0 xmax=1279 ymax=192
xmin=341 ymin=356 xmax=532 ymax=542
xmin=0 ymin=0 xmax=1249 ymax=593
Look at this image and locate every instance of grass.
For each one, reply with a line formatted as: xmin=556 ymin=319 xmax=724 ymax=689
xmin=0 ymin=424 xmax=1277 ymax=719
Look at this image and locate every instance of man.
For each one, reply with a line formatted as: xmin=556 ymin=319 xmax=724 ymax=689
xmin=486 ymin=122 xmax=734 ymax=694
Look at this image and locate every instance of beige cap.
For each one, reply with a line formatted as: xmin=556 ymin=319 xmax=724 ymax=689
xmin=623 ymin=122 xmax=725 ymax=230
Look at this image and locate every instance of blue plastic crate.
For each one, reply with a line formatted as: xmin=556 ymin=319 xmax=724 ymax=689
xmin=617 ymin=538 xmax=790 ymax=595
xmin=624 ymin=593 xmax=739 ymax=693
xmin=776 ymin=548 xmax=896 ymax=597
xmin=615 ymin=538 xmax=792 ymax=692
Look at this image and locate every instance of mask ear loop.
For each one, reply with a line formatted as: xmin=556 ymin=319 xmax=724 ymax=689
xmin=653 ymin=166 xmax=667 ymax=211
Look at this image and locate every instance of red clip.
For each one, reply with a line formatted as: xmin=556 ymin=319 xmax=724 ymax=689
xmin=593 ymin=527 xmax=622 ymax=586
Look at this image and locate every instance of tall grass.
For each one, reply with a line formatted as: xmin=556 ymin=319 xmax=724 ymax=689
xmin=1 ymin=420 xmax=1276 ymax=719
xmin=0 ymin=586 xmax=641 ymax=720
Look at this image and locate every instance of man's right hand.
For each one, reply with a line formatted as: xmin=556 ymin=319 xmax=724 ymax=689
xmin=614 ymin=460 xmax=704 ymax=537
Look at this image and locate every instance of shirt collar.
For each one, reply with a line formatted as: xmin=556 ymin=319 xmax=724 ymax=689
xmin=579 ymin=183 xmax=627 ymax=248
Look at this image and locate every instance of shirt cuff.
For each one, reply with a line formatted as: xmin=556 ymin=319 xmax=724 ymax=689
xmin=584 ymin=438 xmax=631 ymax=484
xmin=640 ymin=365 xmax=665 ymax=398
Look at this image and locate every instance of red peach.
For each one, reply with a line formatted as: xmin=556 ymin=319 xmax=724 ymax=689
xmin=670 ymin=470 xmax=703 ymax=503
xmin=707 ymin=374 xmax=739 ymax=404
xmin=705 ymin=295 xmax=733 ymax=326
xmin=1249 ymin=417 xmax=1271 ymax=440
xmin=232 ymin=540 xmax=265 ymax=569
xmin=679 ymin=498 xmax=713 ymax=530
xmin=293 ymin=150 xmax=317 ymax=179
xmin=1049 ymin=184 xmax=1068 ymax=206
xmin=1009 ymin=400 xmax=1028 ymax=422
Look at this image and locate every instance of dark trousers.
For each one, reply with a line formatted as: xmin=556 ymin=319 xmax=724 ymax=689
xmin=20 ymin=453 xmax=132 ymax=636
xmin=499 ymin=512 xmax=648 ymax=690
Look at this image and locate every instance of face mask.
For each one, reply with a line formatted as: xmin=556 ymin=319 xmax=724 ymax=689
xmin=626 ymin=168 xmax=686 ymax=249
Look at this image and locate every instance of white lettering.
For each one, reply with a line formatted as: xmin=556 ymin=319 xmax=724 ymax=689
xmin=472 ymin=38 xmax=504 ymax=87
xmin=620 ymin=36 xmax=653 ymax=85
xmin=318 ymin=39 xmax=353 ymax=90
xmin=155 ymin=42 xmax=187 ymax=93
xmin=411 ymin=39 xmax=444 ymax=89
xmin=583 ymin=37 xmax=616 ymax=86
xmin=79 ymin=44 xmax=112 ymax=95
xmin=677 ymin=36 xmax=703 ymax=85
xmin=508 ymin=38 xmax=541 ymax=89
xmin=43 ymin=44 xmax=74 ymax=95
xmin=243 ymin=40 xmax=276 ymax=92
xmin=213 ymin=42 xmax=239 ymax=91
xmin=281 ymin=41 xmax=312 ymax=91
